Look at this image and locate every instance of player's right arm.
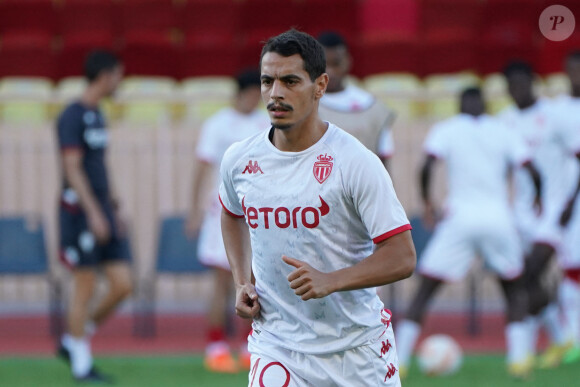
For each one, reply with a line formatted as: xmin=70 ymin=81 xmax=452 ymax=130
xmin=62 ymin=149 xmax=110 ymax=244
xmin=221 ymin=209 xmax=259 ymax=319
xmin=420 ymin=155 xmax=437 ymax=229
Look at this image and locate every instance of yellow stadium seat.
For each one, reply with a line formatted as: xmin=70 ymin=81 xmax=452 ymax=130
xmin=482 ymin=73 xmax=513 ymax=115
xmin=544 ymin=73 xmax=570 ymax=97
xmin=424 ymin=72 xmax=481 ymax=121
xmin=180 ymin=76 xmax=236 ymax=125
xmin=117 ymin=76 xmax=177 ymax=127
xmin=363 ymin=73 xmax=423 ymax=122
xmin=0 ymin=77 xmax=53 ymax=126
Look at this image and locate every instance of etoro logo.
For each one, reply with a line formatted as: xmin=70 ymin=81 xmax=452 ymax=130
xmin=242 ymin=196 xmax=329 ymax=229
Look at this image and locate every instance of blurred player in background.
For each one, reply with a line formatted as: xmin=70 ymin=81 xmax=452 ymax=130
xmin=185 ymin=69 xmax=269 ymax=373
xmin=548 ymin=50 xmax=580 ymax=364
xmin=219 ymin=29 xmax=415 ymax=386
xmin=395 ymin=88 xmax=540 ymax=379
xmin=317 ymin=31 xmax=396 ymax=169
xmin=500 ymin=61 xmax=580 ymax=368
xmin=56 ymin=50 xmax=132 ymax=383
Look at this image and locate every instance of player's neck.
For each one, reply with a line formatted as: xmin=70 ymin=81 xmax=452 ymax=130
xmin=516 ymin=97 xmax=536 ymax=111
xmin=272 ymin=118 xmax=328 ymax=152
xmin=80 ymin=85 xmax=104 ymax=108
xmin=571 ymin=85 xmax=580 ymax=98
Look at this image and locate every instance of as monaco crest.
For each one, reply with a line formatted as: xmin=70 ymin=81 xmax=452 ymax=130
xmin=313 ymin=154 xmax=333 ymax=184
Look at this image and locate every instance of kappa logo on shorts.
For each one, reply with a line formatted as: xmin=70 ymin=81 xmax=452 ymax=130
xmin=313 ymin=154 xmax=333 ymax=184
xmin=243 ymin=160 xmax=264 ymax=174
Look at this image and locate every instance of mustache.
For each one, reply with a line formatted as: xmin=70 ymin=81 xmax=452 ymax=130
xmin=267 ymin=102 xmax=293 ymax=112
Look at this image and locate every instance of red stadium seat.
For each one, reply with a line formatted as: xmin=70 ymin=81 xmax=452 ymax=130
xmin=0 ymin=32 xmax=56 ymax=78
xmin=180 ymin=37 xmax=243 ymax=78
xmin=57 ymin=0 xmax=116 ymax=36
xmin=296 ymin=0 xmax=359 ymax=41
xmin=352 ymin=36 xmax=420 ymax=77
xmin=0 ymin=0 xmax=57 ymax=36
xmin=418 ymin=0 xmax=483 ymax=42
xmin=238 ymin=0 xmax=299 ymax=45
xmin=121 ymin=31 xmax=179 ymax=77
xmin=359 ymin=0 xmax=418 ymax=40
xmin=418 ymin=36 xmax=478 ymax=76
xmin=56 ymin=32 xmax=117 ymax=78
xmin=117 ymin=0 xmax=179 ymax=36
xmin=180 ymin=0 xmax=240 ymax=45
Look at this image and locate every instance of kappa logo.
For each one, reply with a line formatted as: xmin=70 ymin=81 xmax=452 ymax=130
xmin=242 ymin=160 xmax=264 ymax=174
xmin=313 ymin=154 xmax=333 ymax=184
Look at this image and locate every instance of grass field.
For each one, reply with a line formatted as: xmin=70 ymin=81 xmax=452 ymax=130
xmin=0 ymin=354 xmax=577 ymax=386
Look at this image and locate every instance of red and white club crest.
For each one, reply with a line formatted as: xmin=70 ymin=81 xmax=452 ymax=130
xmin=313 ymin=154 xmax=333 ymax=184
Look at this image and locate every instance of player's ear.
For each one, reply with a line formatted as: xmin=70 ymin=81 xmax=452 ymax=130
xmin=314 ymin=73 xmax=329 ymax=99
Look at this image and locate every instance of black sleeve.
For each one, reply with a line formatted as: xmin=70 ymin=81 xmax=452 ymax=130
xmin=57 ymin=105 xmax=84 ymax=150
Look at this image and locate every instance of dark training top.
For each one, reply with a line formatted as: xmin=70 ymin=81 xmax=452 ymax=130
xmin=56 ymin=101 xmax=111 ymax=202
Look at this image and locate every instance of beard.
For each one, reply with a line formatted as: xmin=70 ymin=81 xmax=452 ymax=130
xmin=272 ymin=122 xmax=293 ymax=130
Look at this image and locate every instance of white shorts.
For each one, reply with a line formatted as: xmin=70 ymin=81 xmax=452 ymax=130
xmin=247 ymin=312 xmax=401 ymax=387
xmin=197 ymin=210 xmax=230 ymax=270
xmin=419 ymin=213 xmax=523 ymax=281
xmin=515 ymin=204 xmax=564 ymax=252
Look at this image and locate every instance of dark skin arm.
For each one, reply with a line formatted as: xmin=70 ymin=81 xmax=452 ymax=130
xmin=560 ymin=153 xmax=580 ymax=226
xmin=420 ymin=155 xmax=437 ymax=229
xmin=522 ymin=160 xmax=543 ymax=214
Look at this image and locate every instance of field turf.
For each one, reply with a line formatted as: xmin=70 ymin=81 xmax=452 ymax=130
xmin=0 ymin=354 xmax=577 ymax=386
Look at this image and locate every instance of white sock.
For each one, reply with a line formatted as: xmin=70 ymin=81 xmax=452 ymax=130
xmin=68 ymin=336 xmax=93 ymax=378
xmin=505 ymin=322 xmax=530 ymax=364
xmin=560 ymin=278 xmax=580 ymax=346
xmin=394 ymin=320 xmax=421 ymax=368
xmin=526 ymin=316 xmax=540 ymax=355
xmin=85 ymin=320 xmax=97 ymax=338
xmin=540 ymin=303 xmax=566 ymax=345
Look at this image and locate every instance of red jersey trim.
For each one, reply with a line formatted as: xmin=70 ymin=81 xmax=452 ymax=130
xmin=218 ymin=195 xmax=244 ymax=218
xmin=373 ymin=224 xmax=412 ymax=244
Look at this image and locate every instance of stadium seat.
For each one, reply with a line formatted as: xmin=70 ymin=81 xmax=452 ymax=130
xmin=424 ymin=72 xmax=481 ymax=120
xmin=121 ymin=30 xmax=180 ymax=78
xmin=180 ymin=35 xmax=242 ymax=78
xmin=0 ymin=216 xmax=63 ymax=337
xmin=133 ymin=215 xmax=208 ymax=337
xmin=0 ymin=32 xmax=57 ymax=79
xmin=363 ymin=73 xmax=423 ymax=122
xmin=481 ymin=73 xmax=513 ymax=115
xmin=117 ymin=76 xmax=177 ymax=127
xmin=295 ymin=0 xmax=358 ymax=40
xmin=180 ymin=0 xmax=240 ymax=46
xmin=57 ymin=0 xmax=116 ymax=36
xmin=352 ymin=36 xmax=420 ymax=78
xmin=0 ymin=0 xmax=56 ymax=36
xmin=544 ymin=73 xmax=571 ymax=97
xmin=0 ymin=77 xmax=53 ymax=126
xmin=56 ymin=31 xmax=117 ymax=79
xmin=117 ymin=0 xmax=179 ymax=37
xmin=409 ymin=216 xmax=433 ymax=260
xmin=180 ymin=76 xmax=236 ymax=124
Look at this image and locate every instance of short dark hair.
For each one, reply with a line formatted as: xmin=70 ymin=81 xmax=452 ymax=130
xmin=84 ymin=50 xmax=121 ymax=82
xmin=235 ymin=68 xmax=261 ymax=91
xmin=260 ymin=29 xmax=326 ymax=82
xmin=317 ymin=31 xmax=347 ymax=49
xmin=503 ymin=60 xmax=534 ymax=78
xmin=461 ymin=86 xmax=482 ymax=100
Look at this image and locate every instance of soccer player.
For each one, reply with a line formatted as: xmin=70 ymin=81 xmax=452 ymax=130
xmin=185 ymin=69 xmax=269 ymax=373
xmin=500 ymin=61 xmax=580 ymax=368
xmin=549 ymin=50 xmax=580 ymax=364
xmin=395 ymin=88 xmax=540 ymax=379
xmin=219 ymin=29 xmax=415 ymax=386
xmin=317 ymin=31 xmax=395 ymax=168
xmin=56 ymin=50 xmax=132 ymax=383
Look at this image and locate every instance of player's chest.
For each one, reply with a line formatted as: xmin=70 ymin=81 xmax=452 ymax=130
xmin=82 ymin=111 xmax=108 ymax=150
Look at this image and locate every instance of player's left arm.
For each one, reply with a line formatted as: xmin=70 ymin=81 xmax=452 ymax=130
xmin=560 ymin=152 xmax=580 ymax=226
xmin=284 ymin=230 xmax=415 ymax=300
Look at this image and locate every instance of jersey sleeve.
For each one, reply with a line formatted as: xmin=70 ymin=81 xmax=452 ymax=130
xmin=422 ymin=123 xmax=449 ymax=159
xmin=195 ymin=116 xmax=222 ymax=164
xmin=347 ymin=150 xmax=411 ymax=243
xmin=555 ymin=111 xmax=580 ymax=156
xmin=377 ymin=129 xmax=395 ymax=158
xmin=57 ymin=106 xmax=84 ymax=151
xmin=218 ymin=145 xmax=244 ymax=218
xmin=506 ymin=128 xmax=531 ymax=166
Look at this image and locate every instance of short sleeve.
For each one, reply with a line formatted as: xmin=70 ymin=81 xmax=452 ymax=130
xmin=555 ymin=112 xmax=580 ymax=156
xmin=57 ymin=106 xmax=84 ymax=150
xmin=423 ymin=123 xmax=449 ymax=159
xmin=347 ymin=151 xmax=411 ymax=243
xmin=218 ymin=145 xmax=244 ymax=218
xmin=195 ymin=117 xmax=222 ymax=164
xmin=506 ymin=129 xmax=531 ymax=166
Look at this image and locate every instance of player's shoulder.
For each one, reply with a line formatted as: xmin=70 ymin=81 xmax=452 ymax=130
xmin=59 ymin=101 xmax=85 ymax=120
xmin=221 ymin=129 xmax=267 ymax=167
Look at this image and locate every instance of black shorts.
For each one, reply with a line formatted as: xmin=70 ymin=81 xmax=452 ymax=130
xmin=59 ymin=200 xmax=132 ymax=268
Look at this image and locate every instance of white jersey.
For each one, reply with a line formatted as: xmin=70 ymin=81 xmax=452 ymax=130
xmin=319 ymin=84 xmax=395 ymax=158
xmin=424 ymin=113 xmax=530 ymax=215
xmin=195 ymin=107 xmax=269 ymax=266
xmin=498 ymin=100 xmax=580 ymax=227
xmin=219 ymin=123 xmax=410 ymax=354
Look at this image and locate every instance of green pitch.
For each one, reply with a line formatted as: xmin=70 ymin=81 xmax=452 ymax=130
xmin=0 ymin=354 xmax=577 ymax=386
